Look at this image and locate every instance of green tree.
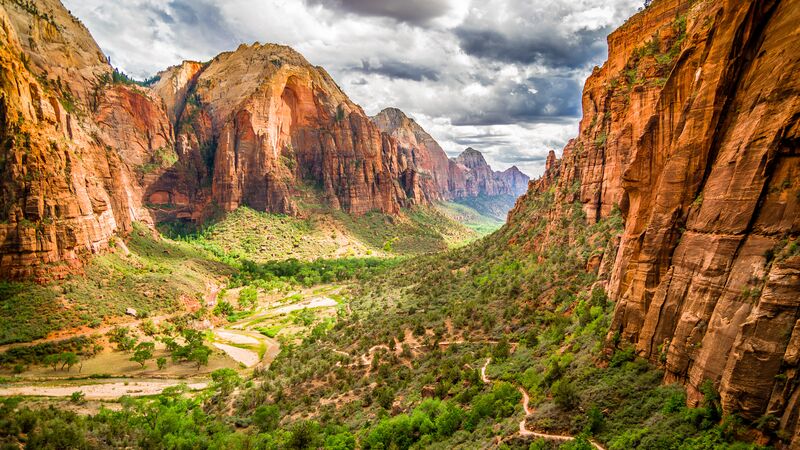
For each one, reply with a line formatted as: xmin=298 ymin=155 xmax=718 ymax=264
xmin=130 ymin=342 xmax=155 ymax=368
xmin=493 ymin=337 xmax=511 ymax=360
xmin=286 ymin=420 xmax=322 ymax=450
xmin=238 ymin=286 xmax=258 ymax=310
xmin=108 ymin=327 xmax=138 ymax=351
xmin=43 ymin=354 xmax=60 ymax=371
xmin=156 ymin=357 xmax=167 ymax=370
xmin=211 ymin=368 xmax=241 ymax=394
xmin=253 ymin=404 xmax=281 ymax=432
xmin=60 ymin=352 xmax=79 ymax=371
xmin=324 ymin=431 xmax=356 ymax=450
xmin=189 ymin=345 xmax=211 ymax=369
xmin=552 ymin=379 xmax=578 ymax=410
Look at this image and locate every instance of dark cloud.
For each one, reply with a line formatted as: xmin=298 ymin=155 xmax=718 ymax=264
xmin=455 ymin=26 xmax=610 ymax=69
xmin=454 ymin=132 xmax=516 ymax=147
xmin=450 ymin=77 xmax=582 ymax=126
xmin=351 ymin=59 xmax=440 ymax=81
xmin=307 ymin=0 xmax=451 ymax=24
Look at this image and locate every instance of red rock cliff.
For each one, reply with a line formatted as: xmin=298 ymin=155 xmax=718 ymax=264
xmin=146 ymin=45 xmax=429 ymax=220
xmin=509 ymin=0 xmax=800 ymax=444
xmin=0 ymin=0 xmax=171 ymax=279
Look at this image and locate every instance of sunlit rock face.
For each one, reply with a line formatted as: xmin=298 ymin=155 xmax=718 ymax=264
xmin=507 ymin=0 xmax=800 ymax=444
xmin=0 ymin=0 xmax=166 ymax=279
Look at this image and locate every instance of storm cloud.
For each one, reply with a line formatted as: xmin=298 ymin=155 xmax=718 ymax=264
xmin=62 ymin=0 xmax=642 ymax=177
xmin=449 ymin=77 xmax=582 ymax=126
xmin=455 ymin=27 xmax=610 ymax=69
xmin=306 ymin=0 xmax=452 ymax=24
xmin=351 ymin=59 xmax=440 ymax=81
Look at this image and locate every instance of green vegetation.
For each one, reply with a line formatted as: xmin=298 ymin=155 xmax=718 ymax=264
xmin=435 ymin=201 xmax=504 ymax=235
xmin=0 ymin=336 xmax=99 ymax=365
xmin=139 ymin=146 xmax=179 ymax=173
xmin=159 ymin=205 xmax=479 ymax=264
xmin=450 ymin=194 xmax=519 ymax=222
xmin=0 ymin=223 xmax=231 ymax=344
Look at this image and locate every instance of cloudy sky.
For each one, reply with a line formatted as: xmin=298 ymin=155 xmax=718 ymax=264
xmin=63 ymin=0 xmax=643 ymax=177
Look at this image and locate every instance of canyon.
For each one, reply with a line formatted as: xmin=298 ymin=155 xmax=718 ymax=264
xmin=0 ymin=0 xmax=798 ymax=447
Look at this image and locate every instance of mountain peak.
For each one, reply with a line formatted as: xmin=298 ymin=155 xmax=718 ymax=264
xmin=455 ymin=148 xmax=488 ymax=168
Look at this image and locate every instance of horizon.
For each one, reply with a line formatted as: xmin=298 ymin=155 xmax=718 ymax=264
xmin=62 ymin=0 xmax=643 ymax=177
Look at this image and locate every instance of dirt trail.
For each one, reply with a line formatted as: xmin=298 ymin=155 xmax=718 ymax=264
xmin=481 ymin=358 xmax=606 ymax=450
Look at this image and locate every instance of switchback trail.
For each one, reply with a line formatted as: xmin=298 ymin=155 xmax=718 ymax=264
xmin=481 ymin=358 xmax=606 ymax=450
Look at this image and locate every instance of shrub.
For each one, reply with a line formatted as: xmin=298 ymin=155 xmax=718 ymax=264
xmin=70 ymin=391 xmax=86 ymax=404
xmin=552 ymin=379 xmax=578 ymax=409
xmin=253 ymin=404 xmax=281 ymax=432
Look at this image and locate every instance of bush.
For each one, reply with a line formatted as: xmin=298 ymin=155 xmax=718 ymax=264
xmin=552 ymin=379 xmax=578 ymax=410
xmin=70 ymin=391 xmax=85 ymax=404
xmin=253 ymin=404 xmax=281 ymax=432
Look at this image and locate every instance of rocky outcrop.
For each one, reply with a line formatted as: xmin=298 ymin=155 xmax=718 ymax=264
xmin=143 ymin=44 xmax=433 ymax=220
xmin=511 ymin=0 xmax=800 ymax=445
xmin=371 ymin=107 xmax=450 ymax=202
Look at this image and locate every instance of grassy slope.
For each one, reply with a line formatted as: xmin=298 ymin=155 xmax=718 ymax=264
xmin=434 ymin=201 xmax=504 ymax=236
xmin=0 ymin=224 xmax=232 ymax=345
xmin=162 ymin=205 xmax=480 ymax=263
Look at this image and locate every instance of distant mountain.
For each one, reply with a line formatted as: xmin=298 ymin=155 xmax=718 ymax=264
xmin=371 ymin=109 xmax=530 ymax=220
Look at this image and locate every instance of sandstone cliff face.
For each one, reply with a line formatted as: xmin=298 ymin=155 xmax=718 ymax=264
xmin=511 ymin=0 xmax=800 ymax=444
xmin=0 ymin=0 xmax=172 ymax=279
xmin=145 ymin=44 xmax=429 ymax=220
xmin=371 ymin=107 xmax=449 ymax=202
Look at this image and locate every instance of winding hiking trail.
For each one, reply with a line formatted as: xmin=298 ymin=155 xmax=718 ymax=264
xmin=481 ymin=358 xmax=606 ymax=450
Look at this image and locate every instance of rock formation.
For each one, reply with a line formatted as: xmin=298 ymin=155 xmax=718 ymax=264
xmin=451 ymin=148 xmax=529 ymax=199
xmin=145 ymin=44 xmax=431 ymax=220
xmin=371 ymin=107 xmax=450 ymax=202
xmin=372 ymin=108 xmax=530 ymax=204
xmin=510 ymin=0 xmax=800 ymax=445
